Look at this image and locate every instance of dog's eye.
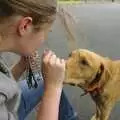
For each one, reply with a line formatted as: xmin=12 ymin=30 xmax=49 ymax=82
xmin=80 ymin=59 xmax=89 ymax=66
xmin=69 ymin=53 xmax=72 ymax=57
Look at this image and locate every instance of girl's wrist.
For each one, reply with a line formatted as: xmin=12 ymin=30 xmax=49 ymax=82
xmin=44 ymin=85 xmax=63 ymax=94
xmin=44 ymin=83 xmax=63 ymax=90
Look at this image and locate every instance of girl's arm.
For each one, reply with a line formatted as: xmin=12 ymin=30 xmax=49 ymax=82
xmin=37 ymin=87 xmax=62 ymax=120
xmin=37 ymin=50 xmax=65 ymax=120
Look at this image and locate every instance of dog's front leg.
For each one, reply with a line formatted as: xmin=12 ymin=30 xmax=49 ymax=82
xmin=91 ymin=105 xmax=101 ymax=120
xmin=96 ymin=101 xmax=114 ymax=120
xmin=101 ymin=102 xmax=114 ymax=120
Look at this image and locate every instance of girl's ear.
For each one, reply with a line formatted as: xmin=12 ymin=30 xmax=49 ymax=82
xmin=17 ymin=17 xmax=33 ymax=36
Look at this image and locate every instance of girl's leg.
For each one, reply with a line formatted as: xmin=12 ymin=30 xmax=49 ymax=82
xmin=59 ymin=92 xmax=78 ymax=120
xmin=18 ymin=79 xmax=78 ymax=120
xmin=18 ymin=79 xmax=44 ymax=120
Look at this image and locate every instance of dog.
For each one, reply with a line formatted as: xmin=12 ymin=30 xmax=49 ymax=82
xmin=65 ymin=49 xmax=120 ymax=120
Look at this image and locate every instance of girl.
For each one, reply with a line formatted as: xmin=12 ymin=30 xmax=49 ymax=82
xmin=0 ymin=0 xmax=77 ymax=120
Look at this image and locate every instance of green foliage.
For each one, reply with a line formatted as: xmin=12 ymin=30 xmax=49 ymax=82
xmin=59 ymin=0 xmax=80 ymax=1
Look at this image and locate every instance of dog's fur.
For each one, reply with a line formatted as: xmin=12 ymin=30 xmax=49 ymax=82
xmin=65 ymin=49 xmax=120 ymax=120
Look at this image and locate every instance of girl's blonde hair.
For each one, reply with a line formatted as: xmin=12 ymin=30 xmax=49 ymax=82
xmin=0 ymin=0 xmax=77 ymax=50
xmin=0 ymin=0 xmax=57 ymax=26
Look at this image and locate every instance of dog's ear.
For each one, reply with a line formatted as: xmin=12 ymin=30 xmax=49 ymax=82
xmin=87 ymin=63 xmax=105 ymax=92
xmin=100 ymin=61 xmax=112 ymax=85
xmin=98 ymin=63 xmax=104 ymax=75
xmin=90 ymin=63 xmax=104 ymax=86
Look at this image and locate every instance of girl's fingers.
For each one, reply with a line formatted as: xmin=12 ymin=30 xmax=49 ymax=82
xmin=60 ymin=59 xmax=65 ymax=64
xmin=43 ymin=49 xmax=50 ymax=57
xmin=56 ymin=58 xmax=60 ymax=65
xmin=49 ymin=54 xmax=57 ymax=65
xmin=43 ymin=50 xmax=55 ymax=64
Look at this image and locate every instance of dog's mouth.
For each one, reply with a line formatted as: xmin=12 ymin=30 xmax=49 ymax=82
xmin=69 ymin=83 xmax=76 ymax=86
xmin=64 ymin=81 xmax=85 ymax=89
xmin=64 ymin=79 xmax=100 ymax=97
xmin=68 ymin=83 xmax=84 ymax=88
xmin=66 ymin=82 xmax=90 ymax=97
xmin=64 ymin=82 xmax=79 ymax=87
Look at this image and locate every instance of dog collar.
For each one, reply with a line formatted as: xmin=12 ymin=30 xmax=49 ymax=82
xmin=81 ymin=64 xmax=104 ymax=97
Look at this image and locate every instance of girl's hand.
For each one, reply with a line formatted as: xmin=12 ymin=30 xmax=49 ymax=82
xmin=42 ymin=50 xmax=65 ymax=89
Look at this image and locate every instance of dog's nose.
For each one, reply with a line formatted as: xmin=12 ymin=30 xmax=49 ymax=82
xmin=68 ymin=52 xmax=72 ymax=57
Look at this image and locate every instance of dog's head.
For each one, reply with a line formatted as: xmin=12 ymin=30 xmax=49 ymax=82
xmin=65 ymin=49 xmax=109 ymax=92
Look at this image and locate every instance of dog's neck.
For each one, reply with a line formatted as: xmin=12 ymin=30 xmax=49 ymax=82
xmin=81 ymin=64 xmax=104 ymax=97
xmin=81 ymin=60 xmax=113 ymax=97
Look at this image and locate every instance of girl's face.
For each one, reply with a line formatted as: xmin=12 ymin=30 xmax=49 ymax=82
xmin=14 ymin=17 xmax=52 ymax=56
xmin=17 ymin=27 xmax=49 ymax=56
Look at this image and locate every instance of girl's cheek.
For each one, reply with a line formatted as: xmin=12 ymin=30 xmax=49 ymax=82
xmin=38 ymin=39 xmax=44 ymax=47
xmin=40 ymin=39 xmax=44 ymax=44
xmin=36 ymin=39 xmax=45 ymax=48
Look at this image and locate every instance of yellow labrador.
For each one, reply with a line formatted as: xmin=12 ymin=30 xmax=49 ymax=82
xmin=65 ymin=49 xmax=120 ymax=120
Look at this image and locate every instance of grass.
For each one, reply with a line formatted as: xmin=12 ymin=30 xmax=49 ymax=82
xmin=58 ymin=1 xmax=81 ymax=4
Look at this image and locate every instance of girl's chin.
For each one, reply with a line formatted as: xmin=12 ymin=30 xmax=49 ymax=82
xmin=18 ymin=51 xmax=34 ymax=57
xmin=14 ymin=48 xmax=38 ymax=56
xmin=10 ymin=49 xmax=35 ymax=56
xmin=22 ymin=52 xmax=33 ymax=56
